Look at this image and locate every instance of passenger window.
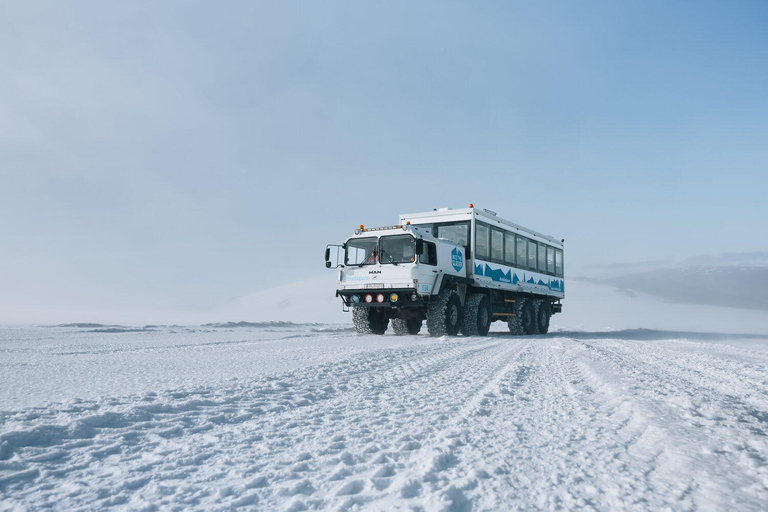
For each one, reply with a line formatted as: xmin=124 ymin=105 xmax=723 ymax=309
xmin=516 ymin=236 xmax=527 ymax=267
xmin=476 ymin=223 xmax=490 ymax=260
xmin=538 ymin=243 xmax=546 ymax=272
xmin=527 ymin=240 xmax=537 ymax=271
xmin=546 ymin=247 xmax=555 ymax=275
xmin=419 ymin=242 xmax=437 ymax=266
xmin=491 ymin=228 xmax=504 ymax=262
xmin=555 ymin=249 xmax=564 ymax=277
xmin=504 ymin=232 xmax=515 ymax=265
xmin=436 ymin=223 xmax=469 ymax=246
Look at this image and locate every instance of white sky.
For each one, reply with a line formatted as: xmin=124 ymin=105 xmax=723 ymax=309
xmin=2 ymin=1 xmax=767 ymax=323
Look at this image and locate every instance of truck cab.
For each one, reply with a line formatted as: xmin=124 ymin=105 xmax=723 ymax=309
xmin=326 ymin=224 xmax=467 ymax=335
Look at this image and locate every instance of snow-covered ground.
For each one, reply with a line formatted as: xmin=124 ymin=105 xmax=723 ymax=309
xmin=2 ymin=280 xmax=768 ymax=510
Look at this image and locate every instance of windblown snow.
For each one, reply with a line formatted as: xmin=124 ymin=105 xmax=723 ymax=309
xmin=2 ymin=281 xmax=768 ymax=510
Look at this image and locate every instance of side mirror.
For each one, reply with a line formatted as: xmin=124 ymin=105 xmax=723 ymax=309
xmin=415 ymin=239 xmax=424 ymax=255
xmin=325 ymin=244 xmax=344 ymax=269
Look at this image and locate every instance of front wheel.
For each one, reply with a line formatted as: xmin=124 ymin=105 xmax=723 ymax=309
xmin=353 ymin=307 xmax=389 ymax=335
xmin=392 ymin=318 xmax=423 ymax=335
xmin=427 ymin=291 xmax=462 ymax=337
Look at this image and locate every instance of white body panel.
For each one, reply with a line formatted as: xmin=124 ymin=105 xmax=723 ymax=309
xmin=399 ymin=206 xmax=565 ymax=299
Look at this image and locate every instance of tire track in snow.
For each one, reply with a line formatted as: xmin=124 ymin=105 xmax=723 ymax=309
xmin=1 ymin=335 xmax=518 ymax=510
xmin=575 ymin=338 xmax=768 ymax=510
xmin=2 ymin=333 xmax=768 ymax=511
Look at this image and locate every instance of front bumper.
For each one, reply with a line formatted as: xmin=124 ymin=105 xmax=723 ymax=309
xmin=336 ymin=288 xmax=427 ymax=308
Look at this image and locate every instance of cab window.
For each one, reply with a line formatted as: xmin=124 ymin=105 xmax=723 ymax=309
xmin=345 ymin=237 xmax=377 ymax=265
xmin=419 ymin=241 xmax=437 ymax=266
xmin=379 ymin=235 xmax=416 ymax=264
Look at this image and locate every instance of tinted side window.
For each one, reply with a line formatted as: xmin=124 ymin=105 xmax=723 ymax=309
xmin=527 ymin=240 xmax=537 ymax=271
xmin=555 ymin=249 xmax=564 ymax=277
xmin=491 ymin=228 xmax=504 ymax=262
xmin=504 ymin=232 xmax=515 ymax=265
xmin=538 ymin=243 xmax=546 ymax=273
xmin=546 ymin=246 xmax=555 ymax=275
xmin=516 ymin=236 xmax=527 ymax=267
xmin=435 ymin=223 xmax=469 ymax=246
xmin=476 ymin=222 xmax=490 ymax=260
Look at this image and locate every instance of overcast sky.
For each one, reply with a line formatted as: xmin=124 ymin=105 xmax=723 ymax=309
xmin=2 ymin=1 xmax=767 ymax=323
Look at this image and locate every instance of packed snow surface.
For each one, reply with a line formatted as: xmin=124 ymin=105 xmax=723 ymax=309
xmin=2 ymin=324 xmax=768 ymax=511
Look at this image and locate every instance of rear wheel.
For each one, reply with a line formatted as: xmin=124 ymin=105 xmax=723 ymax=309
xmin=392 ymin=318 xmax=423 ymax=335
xmin=536 ymin=301 xmax=551 ymax=334
xmin=461 ymin=293 xmax=491 ymax=336
xmin=353 ymin=307 xmax=389 ymax=335
xmin=522 ymin=300 xmax=537 ymax=335
xmin=507 ymin=298 xmax=526 ymax=336
xmin=427 ymin=290 xmax=462 ymax=337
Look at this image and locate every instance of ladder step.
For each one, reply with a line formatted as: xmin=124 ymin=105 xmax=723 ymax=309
xmin=493 ymin=312 xmax=516 ymax=316
xmin=504 ymin=299 xmax=516 ymax=303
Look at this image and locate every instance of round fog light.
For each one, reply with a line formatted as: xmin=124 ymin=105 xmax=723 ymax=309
xmin=390 ymin=293 xmax=399 ymax=303
xmin=411 ymin=293 xmax=418 ymax=301
xmin=350 ymin=295 xmax=360 ymax=303
xmin=364 ymin=294 xmax=373 ymax=303
xmin=376 ymin=293 xmax=385 ymax=303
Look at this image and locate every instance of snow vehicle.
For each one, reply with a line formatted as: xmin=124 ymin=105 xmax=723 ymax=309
xmin=325 ymin=205 xmax=564 ymax=336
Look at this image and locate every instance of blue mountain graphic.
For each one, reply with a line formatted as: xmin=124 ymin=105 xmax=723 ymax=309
xmin=474 ymin=263 xmax=484 ymax=276
xmin=484 ymin=264 xmax=511 ymax=283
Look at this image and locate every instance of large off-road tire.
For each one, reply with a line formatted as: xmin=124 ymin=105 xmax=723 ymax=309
xmin=353 ymin=307 xmax=389 ymax=335
xmin=427 ymin=290 xmax=462 ymax=337
xmin=461 ymin=293 xmax=491 ymax=336
xmin=507 ymin=298 xmax=526 ymax=336
xmin=392 ymin=318 xmax=423 ymax=335
xmin=522 ymin=299 xmax=538 ymax=335
xmin=535 ymin=300 xmax=551 ymax=334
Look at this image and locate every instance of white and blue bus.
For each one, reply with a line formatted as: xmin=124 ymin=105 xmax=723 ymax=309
xmin=399 ymin=205 xmax=564 ymax=334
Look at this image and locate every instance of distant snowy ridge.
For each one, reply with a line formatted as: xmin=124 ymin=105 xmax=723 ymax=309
xmin=212 ymin=274 xmax=768 ymax=335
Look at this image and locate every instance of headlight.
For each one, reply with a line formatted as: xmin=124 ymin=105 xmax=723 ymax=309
xmin=390 ymin=293 xmax=399 ymax=303
xmin=376 ymin=293 xmax=385 ymax=303
xmin=350 ymin=295 xmax=360 ymax=303
xmin=364 ymin=294 xmax=373 ymax=303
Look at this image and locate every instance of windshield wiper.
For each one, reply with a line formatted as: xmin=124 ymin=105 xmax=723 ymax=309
xmin=357 ymin=249 xmax=375 ymax=267
xmin=380 ymin=249 xmax=398 ymax=265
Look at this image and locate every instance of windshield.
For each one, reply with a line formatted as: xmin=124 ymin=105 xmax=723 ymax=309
xmin=345 ymin=237 xmax=377 ymax=266
xmin=379 ymin=235 xmax=416 ymax=265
